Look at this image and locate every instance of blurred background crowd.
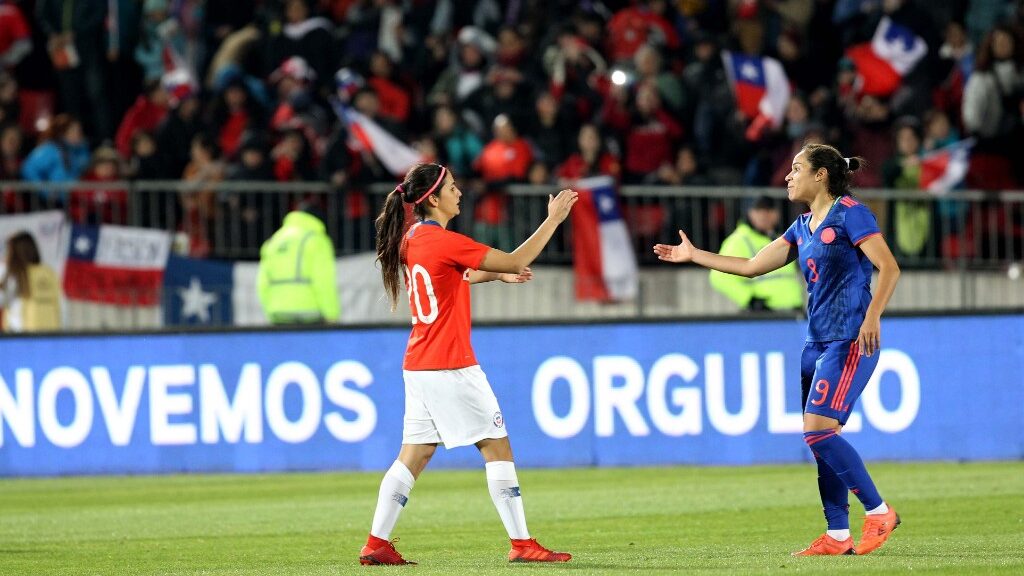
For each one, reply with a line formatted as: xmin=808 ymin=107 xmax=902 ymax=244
xmin=0 ymin=0 xmax=1021 ymax=258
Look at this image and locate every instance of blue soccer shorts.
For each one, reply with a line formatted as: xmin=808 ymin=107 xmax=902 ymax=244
xmin=800 ymin=339 xmax=880 ymax=424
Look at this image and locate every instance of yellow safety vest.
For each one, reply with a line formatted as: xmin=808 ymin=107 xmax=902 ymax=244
xmin=257 ymin=211 xmax=339 ymax=324
xmin=709 ymin=222 xmax=805 ymax=311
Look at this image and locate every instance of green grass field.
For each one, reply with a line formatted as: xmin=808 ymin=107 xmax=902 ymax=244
xmin=0 ymin=462 xmax=1021 ymax=575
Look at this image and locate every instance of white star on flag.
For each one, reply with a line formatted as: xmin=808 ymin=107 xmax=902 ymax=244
xmin=74 ymin=235 xmax=92 ymax=254
xmin=740 ymin=62 xmax=759 ymax=81
xmin=178 ymin=277 xmax=218 ymax=323
xmin=598 ymin=194 xmax=616 ymax=215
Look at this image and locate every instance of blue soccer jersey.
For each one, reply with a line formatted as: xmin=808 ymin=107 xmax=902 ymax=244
xmin=782 ymin=196 xmax=881 ymax=342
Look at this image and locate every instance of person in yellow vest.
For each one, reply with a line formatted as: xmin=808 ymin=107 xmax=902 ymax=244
xmin=710 ymin=197 xmax=804 ymax=312
xmin=257 ymin=203 xmax=340 ymax=324
xmin=0 ymin=231 xmax=61 ymax=332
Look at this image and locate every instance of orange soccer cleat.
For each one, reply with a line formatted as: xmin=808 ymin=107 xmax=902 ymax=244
xmin=791 ymin=534 xmax=856 ymax=556
xmin=359 ymin=534 xmax=416 ymax=565
xmin=855 ymin=506 xmax=901 ymax=555
xmin=508 ymin=538 xmax=572 ymax=563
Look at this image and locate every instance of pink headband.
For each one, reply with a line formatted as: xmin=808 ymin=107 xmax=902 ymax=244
xmin=413 ymin=166 xmax=447 ymax=205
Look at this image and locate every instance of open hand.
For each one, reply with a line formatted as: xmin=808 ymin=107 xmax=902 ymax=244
xmin=653 ymin=230 xmax=695 ymax=263
xmin=548 ymin=189 xmax=579 ymax=223
xmin=500 ymin=267 xmax=533 ymax=284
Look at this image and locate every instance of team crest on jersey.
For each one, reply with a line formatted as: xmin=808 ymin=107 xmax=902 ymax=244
xmin=493 ymin=411 xmax=504 ymax=428
xmin=820 ymin=227 xmax=836 ymax=244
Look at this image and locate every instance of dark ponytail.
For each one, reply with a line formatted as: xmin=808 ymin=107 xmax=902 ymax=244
xmin=801 ymin=143 xmax=865 ymax=199
xmin=374 ymin=163 xmax=447 ymax=309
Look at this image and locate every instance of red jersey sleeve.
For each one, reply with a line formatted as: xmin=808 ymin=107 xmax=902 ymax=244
xmin=441 ymin=231 xmax=490 ymax=271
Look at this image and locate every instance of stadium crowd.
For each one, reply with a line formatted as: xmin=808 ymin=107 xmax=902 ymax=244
xmin=0 ymin=0 xmax=1022 ymax=260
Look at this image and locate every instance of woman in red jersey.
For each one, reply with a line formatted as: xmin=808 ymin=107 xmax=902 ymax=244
xmin=359 ymin=163 xmax=578 ymax=566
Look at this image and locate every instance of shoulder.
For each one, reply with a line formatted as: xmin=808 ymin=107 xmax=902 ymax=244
xmin=437 ymin=228 xmax=479 ymax=246
xmin=836 ymin=196 xmax=874 ymax=218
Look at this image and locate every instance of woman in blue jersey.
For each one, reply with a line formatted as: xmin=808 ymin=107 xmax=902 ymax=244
xmin=654 ymin=143 xmax=901 ymax=556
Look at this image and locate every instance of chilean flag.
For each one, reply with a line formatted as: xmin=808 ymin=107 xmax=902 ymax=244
xmin=722 ymin=51 xmax=791 ymax=128
xmin=920 ymin=139 xmax=974 ymax=193
xmin=846 ymin=16 xmax=927 ymax=97
xmin=571 ymin=176 xmax=638 ymax=302
xmin=62 ymin=225 xmax=171 ymax=306
xmin=332 ymin=100 xmax=423 ymax=176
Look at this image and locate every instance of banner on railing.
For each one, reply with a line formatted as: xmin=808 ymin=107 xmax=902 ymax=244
xmin=0 ymin=315 xmax=1021 ymax=475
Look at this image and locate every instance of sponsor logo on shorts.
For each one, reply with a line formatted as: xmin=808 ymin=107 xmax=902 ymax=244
xmin=493 ymin=411 xmax=504 ymax=428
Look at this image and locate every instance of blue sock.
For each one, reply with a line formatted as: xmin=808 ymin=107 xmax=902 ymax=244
xmin=815 ymin=455 xmax=850 ymax=530
xmin=804 ymin=430 xmax=883 ymax=511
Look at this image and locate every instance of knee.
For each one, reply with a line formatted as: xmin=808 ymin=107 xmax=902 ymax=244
xmin=411 ymin=446 xmax=436 ymax=470
xmin=803 ymin=428 xmax=838 ymax=447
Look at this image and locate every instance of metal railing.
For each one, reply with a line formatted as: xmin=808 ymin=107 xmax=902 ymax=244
xmin=2 ymin=180 xmax=1022 ymax=269
xmin=1 ymin=180 xmax=1022 ymax=332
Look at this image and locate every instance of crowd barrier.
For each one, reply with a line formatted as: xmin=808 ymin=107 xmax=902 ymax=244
xmin=2 ymin=180 xmax=1022 ymax=268
xmin=1 ymin=314 xmax=1020 ymax=476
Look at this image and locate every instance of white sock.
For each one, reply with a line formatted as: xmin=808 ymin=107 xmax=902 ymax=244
xmin=827 ymin=529 xmax=851 ymax=541
xmin=865 ymin=502 xmax=889 ymax=515
xmin=370 ymin=460 xmax=415 ymax=539
xmin=486 ymin=461 xmax=530 ymax=540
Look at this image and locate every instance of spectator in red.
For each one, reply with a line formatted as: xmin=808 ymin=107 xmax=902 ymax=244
xmin=366 ymin=51 xmax=412 ymax=126
xmin=606 ymin=0 xmax=680 ymax=64
xmin=542 ymin=31 xmax=607 ymax=113
xmin=557 ymin=123 xmax=620 ymax=182
xmin=604 ymin=81 xmax=684 ymax=183
xmin=474 ymin=114 xmax=532 ymax=250
xmin=271 ymin=128 xmax=315 ymax=182
xmin=181 ymin=133 xmax=223 ymax=257
xmin=476 ymin=114 xmax=533 ymax=184
xmin=115 ymin=80 xmax=169 ymax=159
xmin=0 ymin=0 xmax=32 ymax=69
xmin=268 ymin=58 xmax=327 ymax=172
xmin=207 ymin=75 xmax=262 ymax=161
xmin=72 ymin=146 xmax=128 ymax=225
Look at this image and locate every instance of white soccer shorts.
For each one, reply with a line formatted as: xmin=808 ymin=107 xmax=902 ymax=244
xmin=402 ymin=365 xmax=508 ymax=448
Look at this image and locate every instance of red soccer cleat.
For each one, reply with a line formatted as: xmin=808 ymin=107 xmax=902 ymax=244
xmin=508 ymin=538 xmax=572 ymax=563
xmin=791 ymin=533 xmax=856 ymax=556
xmin=855 ymin=505 xmax=901 ymax=555
xmin=360 ymin=534 xmax=416 ymax=565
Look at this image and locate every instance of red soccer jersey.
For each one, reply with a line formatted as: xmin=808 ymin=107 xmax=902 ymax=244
xmin=401 ymin=221 xmax=490 ymax=370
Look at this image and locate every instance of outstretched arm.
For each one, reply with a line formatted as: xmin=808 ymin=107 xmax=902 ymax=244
xmin=477 ymin=189 xmax=578 ymax=274
xmin=467 ymin=267 xmax=534 ymax=284
xmin=855 ymin=235 xmax=900 ymax=357
xmin=654 ymin=230 xmax=795 ymax=277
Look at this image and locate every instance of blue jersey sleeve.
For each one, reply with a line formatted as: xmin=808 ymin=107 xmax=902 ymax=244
xmin=844 ymin=204 xmax=881 ymax=245
xmin=782 ymin=218 xmax=800 ymax=245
